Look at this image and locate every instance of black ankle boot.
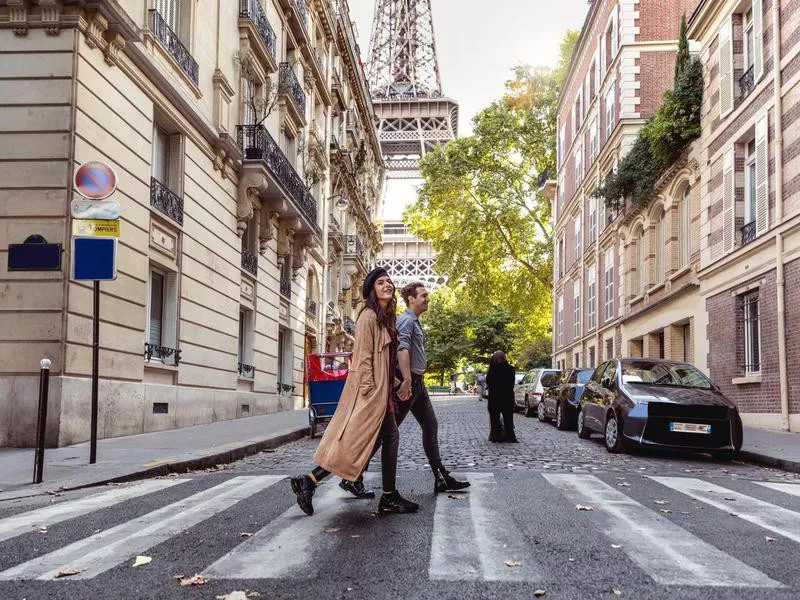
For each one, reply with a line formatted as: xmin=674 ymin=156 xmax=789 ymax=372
xmin=339 ymin=476 xmax=375 ymax=499
xmin=290 ymin=475 xmax=316 ymax=515
xmin=378 ymin=490 xmax=419 ymax=514
xmin=433 ymin=468 xmax=471 ymax=493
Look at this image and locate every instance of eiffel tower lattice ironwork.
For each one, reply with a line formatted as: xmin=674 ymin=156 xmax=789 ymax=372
xmin=366 ymin=0 xmax=459 ymax=179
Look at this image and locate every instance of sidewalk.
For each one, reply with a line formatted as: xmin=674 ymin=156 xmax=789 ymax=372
xmin=741 ymin=425 xmax=800 ymax=474
xmin=0 ymin=409 xmax=308 ymax=501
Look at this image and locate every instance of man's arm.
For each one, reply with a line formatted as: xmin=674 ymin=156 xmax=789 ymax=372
xmin=396 ymin=315 xmax=414 ymax=400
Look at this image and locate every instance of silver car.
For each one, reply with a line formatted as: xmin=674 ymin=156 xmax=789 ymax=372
xmin=514 ymin=368 xmax=561 ymax=417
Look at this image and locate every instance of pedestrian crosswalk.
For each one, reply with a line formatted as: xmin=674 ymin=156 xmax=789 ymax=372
xmin=1 ymin=472 xmax=800 ymax=589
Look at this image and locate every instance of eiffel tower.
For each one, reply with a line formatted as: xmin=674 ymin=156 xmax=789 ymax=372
xmin=367 ymin=0 xmax=457 ymax=288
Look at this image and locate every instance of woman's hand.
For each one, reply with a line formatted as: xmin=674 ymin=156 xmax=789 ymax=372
xmin=397 ymin=379 xmax=412 ymax=401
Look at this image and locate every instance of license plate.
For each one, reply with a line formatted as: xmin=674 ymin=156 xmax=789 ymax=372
xmin=669 ymin=422 xmax=711 ymax=434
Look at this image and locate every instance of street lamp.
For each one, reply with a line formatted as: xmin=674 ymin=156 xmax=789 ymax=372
xmin=332 ymin=193 xmax=349 ymax=209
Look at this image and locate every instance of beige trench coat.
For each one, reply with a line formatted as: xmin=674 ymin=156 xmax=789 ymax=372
xmin=314 ymin=308 xmax=392 ymax=481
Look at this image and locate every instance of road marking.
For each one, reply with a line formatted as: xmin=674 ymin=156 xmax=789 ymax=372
xmin=204 ymin=477 xmax=369 ymax=579
xmin=547 ymin=474 xmax=782 ymax=588
xmin=429 ymin=473 xmax=541 ymax=581
xmin=754 ymin=481 xmax=800 ymax=498
xmin=0 ymin=476 xmax=282 ymax=581
xmin=653 ymin=476 xmax=800 ymax=545
xmin=0 ymin=479 xmax=188 ymax=543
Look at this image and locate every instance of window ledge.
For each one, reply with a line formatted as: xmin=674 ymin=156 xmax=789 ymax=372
xmin=144 ymin=361 xmax=179 ymax=372
xmin=670 ymin=266 xmax=691 ymax=281
xmin=629 ymin=294 xmax=645 ymax=306
xmin=648 ymin=282 xmax=666 ymax=295
xmin=732 ymin=374 xmax=761 ymax=385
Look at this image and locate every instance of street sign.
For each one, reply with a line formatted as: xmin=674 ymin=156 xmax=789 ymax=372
xmin=71 ymin=198 xmax=120 ymax=220
xmin=72 ymin=219 xmax=121 ymax=238
xmin=71 ymin=237 xmax=117 ymax=281
xmin=74 ymin=161 xmax=117 ymax=200
xmin=8 ymin=235 xmax=62 ymax=271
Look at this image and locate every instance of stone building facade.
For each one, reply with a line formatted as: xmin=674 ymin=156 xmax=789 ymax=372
xmin=0 ymin=0 xmax=383 ymax=447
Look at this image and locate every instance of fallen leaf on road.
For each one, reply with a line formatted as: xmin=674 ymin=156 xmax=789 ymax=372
xmin=533 ymin=590 xmax=547 ymax=597
xmin=131 ymin=555 xmax=151 ymax=568
xmin=654 ymin=500 xmax=669 ymax=505
xmin=54 ymin=568 xmax=83 ymax=578
xmin=766 ymin=536 xmax=777 ymax=542
xmin=504 ymin=560 xmax=522 ymax=567
xmin=576 ymin=505 xmax=594 ymax=511
xmin=240 ymin=532 xmax=254 ymax=538
xmin=659 ymin=509 xmax=673 ymax=514
xmin=612 ymin=587 xmax=622 ymax=596
xmin=611 ymin=544 xmax=622 ymax=549
xmin=36 ymin=527 xmax=47 ymax=534
xmin=216 ymin=592 xmax=248 ymax=600
xmin=324 ymin=527 xmax=341 ymax=534
xmin=179 ymin=574 xmax=208 ymax=586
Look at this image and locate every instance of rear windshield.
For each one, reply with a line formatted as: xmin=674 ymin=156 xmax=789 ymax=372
xmin=620 ymin=361 xmax=713 ymax=389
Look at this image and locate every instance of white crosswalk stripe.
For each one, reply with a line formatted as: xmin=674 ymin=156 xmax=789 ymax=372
xmin=652 ymin=476 xmax=800 ymax=545
xmin=754 ymin=481 xmax=800 ymax=498
xmin=0 ymin=479 xmax=188 ymax=543
xmin=545 ymin=474 xmax=782 ymax=588
xmin=429 ymin=473 xmax=541 ymax=581
xmin=0 ymin=476 xmax=283 ymax=581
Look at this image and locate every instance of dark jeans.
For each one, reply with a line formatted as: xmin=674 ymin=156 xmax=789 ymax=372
xmin=370 ymin=374 xmax=443 ymax=474
xmin=488 ymin=399 xmax=515 ymax=441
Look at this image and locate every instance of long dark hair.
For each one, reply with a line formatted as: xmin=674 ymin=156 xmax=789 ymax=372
xmin=360 ymin=282 xmax=398 ymax=334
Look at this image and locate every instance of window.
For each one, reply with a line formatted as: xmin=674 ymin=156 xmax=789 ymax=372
xmin=558 ymin=235 xmax=565 ymax=278
xmin=149 ymin=270 xmax=164 ymax=348
xmin=243 ymin=77 xmax=257 ymax=126
xmin=680 ymin=187 xmax=691 ymax=267
xmin=743 ymin=291 xmax=761 ymax=374
xmin=635 ymin=229 xmax=645 ymax=296
xmin=654 ymin=213 xmax=665 ymax=284
xmin=575 ymin=146 xmax=583 ymax=188
xmin=604 ymin=248 xmax=614 ymax=322
xmin=587 ymin=267 xmax=596 ymax=330
xmin=606 ymin=338 xmax=614 ymax=361
xmin=741 ymin=0 xmax=764 ymax=87
xmin=238 ymin=309 xmax=255 ymax=378
xmin=599 ymin=193 xmax=607 ymax=232
xmin=588 ymin=118 xmax=598 ymax=165
xmin=573 ymin=214 xmax=582 ymax=260
xmin=574 ymin=90 xmax=583 ymax=132
xmin=682 ymin=323 xmax=691 ymax=362
xmin=154 ymin=0 xmax=180 ymax=33
xmin=146 ymin=266 xmax=179 ymax=365
xmin=574 ymin=352 xmax=580 ymax=368
xmin=557 ymin=173 xmax=565 ymax=219
xmin=559 ymin=125 xmax=566 ymax=168
xmin=277 ymin=327 xmax=293 ymax=394
xmin=745 ymin=138 xmax=757 ymax=227
xmin=588 ymin=346 xmax=596 ymax=368
xmin=588 ymin=196 xmax=597 ymax=244
xmin=557 ymin=294 xmax=564 ymax=347
xmin=605 ymin=87 xmax=616 ymax=140
xmin=719 ymin=17 xmax=733 ymax=116
xmin=573 ymin=282 xmax=581 ymax=339
xmin=744 ymin=7 xmax=754 ymax=72
xmin=152 ymin=125 xmax=170 ymax=185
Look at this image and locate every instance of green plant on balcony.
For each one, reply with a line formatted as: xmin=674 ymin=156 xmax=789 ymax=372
xmin=596 ymin=17 xmax=702 ymax=211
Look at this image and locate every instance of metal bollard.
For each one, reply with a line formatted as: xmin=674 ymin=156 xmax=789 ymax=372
xmin=33 ymin=358 xmax=51 ymax=484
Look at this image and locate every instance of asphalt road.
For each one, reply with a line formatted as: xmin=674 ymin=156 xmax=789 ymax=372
xmin=2 ymin=396 xmax=800 ymax=600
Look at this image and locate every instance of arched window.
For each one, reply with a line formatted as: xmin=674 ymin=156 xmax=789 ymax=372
xmin=680 ymin=185 xmax=691 ymax=267
xmin=654 ymin=210 xmax=665 ymax=284
xmin=636 ymin=228 xmax=645 ymax=296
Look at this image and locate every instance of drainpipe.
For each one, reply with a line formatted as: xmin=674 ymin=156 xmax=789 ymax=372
xmin=771 ymin=0 xmax=789 ymax=431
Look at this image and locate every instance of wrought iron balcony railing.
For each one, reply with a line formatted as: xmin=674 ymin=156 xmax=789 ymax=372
xmin=239 ymin=0 xmax=277 ymax=60
xmin=279 ymin=62 xmax=306 ymax=115
xmin=144 ymin=342 xmax=181 ymax=366
xmin=332 ymin=67 xmax=342 ymax=90
xmin=280 ymin=277 xmax=292 ymax=299
xmin=739 ymin=65 xmax=755 ymax=99
xmin=307 ymin=300 xmax=318 ymax=317
xmin=238 ymin=362 xmax=255 ymax=378
xmin=294 ymin=0 xmax=308 ymax=28
xmin=149 ymin=10 xmax=199 ymax=86
xmin=344 ymin=234 xmax=365 ymax=262
xmin=241 ymin=248 xmax=258 ymax=276
xmin=313 ymin=48 xmax=326 ymax=78
xmin=149 ymin=177 xmax=183 ymax=224
xmin=740 ymin=220 xmax=757 ymax=247
xmin=278 ymin=382 xmax=296 ymax=394
xmin=236 ymin=125 xmax=318 ymax=228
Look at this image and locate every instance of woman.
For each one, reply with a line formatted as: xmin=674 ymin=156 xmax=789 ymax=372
xmin=290 ymin=267 xmax=419 ymax=516
xmin=485 ymin=351 xmax=517 ymax=443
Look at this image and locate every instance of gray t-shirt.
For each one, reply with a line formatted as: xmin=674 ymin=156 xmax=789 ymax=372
xmin=397 ymin=308 xmax=426 ymax=375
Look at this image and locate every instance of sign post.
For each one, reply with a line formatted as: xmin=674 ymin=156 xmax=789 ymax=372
xmin=71 ymin=161 xmax=119 ymax=465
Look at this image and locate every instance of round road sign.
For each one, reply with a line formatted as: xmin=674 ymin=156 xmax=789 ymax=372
xmin=74 ymin=161 xmax=118 ymax=200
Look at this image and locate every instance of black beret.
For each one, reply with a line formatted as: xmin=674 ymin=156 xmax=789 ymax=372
xmin=362 ymin=267 xmax=389 ymax=300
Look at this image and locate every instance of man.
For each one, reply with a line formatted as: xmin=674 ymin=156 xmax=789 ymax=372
xmin=340 ymin=282 xmax=470 ymax=498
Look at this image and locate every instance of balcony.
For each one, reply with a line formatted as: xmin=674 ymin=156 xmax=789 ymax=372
xmin=346 ymin=108 xmax=362 ymax=146
xmin=237 ymin=124 xmax=320 ymax=235
xmin=149 ymin=10 xmax=198 ymax=86
xmin=313 ymin=48 xmax=326 ymax=79
xmin=150 ymin=177 xmax=183 ymax=225
xmin=280 ymin=62 xmax=306 ymax=122
xmin=294 ymin=0 xmax=308 ymax=29
xmin=144 ymin=343 xmax=181 ymax=366
xmin=238 ymin=362 xmax=255 ymax=379
xmin=739 ymin=65 xmax=755 ymax=100
xmin=331 ymin=67 xmax=345 ymax=108
xmin=241 ymin=248 xmax=258 ymax=276
xmin=280 ymin=277 xmax=292 ymax=299
xmin=740 ymin=220 xmax=756 ymax=247
xmin=239 ymin=0 xmax=277 ymax=62
xmin=328 ymin=210 xmax=344 ymax=251
xmin=344 ymin=234 xmax=366 ymax=270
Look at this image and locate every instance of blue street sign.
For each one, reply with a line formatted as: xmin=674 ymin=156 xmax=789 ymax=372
xmin=71 ymin=237 xmax=117 ymax=281
xmin=8 ymin=235 xmax=62 ymax=271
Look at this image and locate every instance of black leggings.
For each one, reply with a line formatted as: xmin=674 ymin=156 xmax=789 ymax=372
xmin=313 ymin=410 xmax=399 ymax=492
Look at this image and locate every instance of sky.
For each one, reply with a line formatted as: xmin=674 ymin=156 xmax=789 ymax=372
xmin=347 ymin=0 xmax=590 ymax=219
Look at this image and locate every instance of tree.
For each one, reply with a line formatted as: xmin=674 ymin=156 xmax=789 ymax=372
xmin=422 ymin=287 xmax=470 ymax=386
xmin=467 ymin=308 xmax=515 ymax=363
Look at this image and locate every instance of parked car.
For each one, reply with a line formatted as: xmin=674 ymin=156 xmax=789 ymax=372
xmin=540 ymin=368 xmax=594 ymax=429
xmin=514 ymin=368 xmax=561 ymax=417
xmin=576 ymin=358 xmax=743 ymax=459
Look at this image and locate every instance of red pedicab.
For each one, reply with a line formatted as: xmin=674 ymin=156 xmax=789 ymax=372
xmin=306 ymin=352 xmax=352 ymax=438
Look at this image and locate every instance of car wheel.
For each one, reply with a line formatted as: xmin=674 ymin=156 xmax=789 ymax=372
xmin=524 ymin=396 xmax=535 ymax=418
xmin=604 ymin=411 xmax=625 ymax=454
xmin=536 ymin=400 xmax=549 ymax=422
xmin=577 ymin=409 xmax=591 ymax=439
xmin=556 ymin=402 xmax=569 ymax=430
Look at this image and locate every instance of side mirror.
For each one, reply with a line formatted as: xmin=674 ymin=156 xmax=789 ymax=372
xmin=541 ymin=373 xmax=559 ymax=388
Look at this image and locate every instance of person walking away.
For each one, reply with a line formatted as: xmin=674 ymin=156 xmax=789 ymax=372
xmin=340 ymin=282 xmax=470 ymax=496
xmin=486 ymin=351 xmax=517 ymax=442
xmin=476 ymin=372 xmax=487 ymax=401
xmin=290 ymin=268 xmax=418 ymax=516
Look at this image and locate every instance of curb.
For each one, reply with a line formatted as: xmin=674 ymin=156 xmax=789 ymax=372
xmin=58 ymin=427 xmax=309 ymax=492
xmin=739 ymin=450 xmax=800 ymax=475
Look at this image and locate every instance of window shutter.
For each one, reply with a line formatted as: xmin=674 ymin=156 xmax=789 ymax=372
xmin=554 ymin=242 xmax=560 ymax=281
xmin=593 ymin=49 xmax=600 ymax=94
xmin=755 ymin=111 xmax=769 ymax=235
xmin=719 ymin=17 xmax=733 ymax=117
xmin=168 ymin=133 xmax=183 ymax=196
xmin=149 ymin=271 xmax=164 ymax=346
xmin=753 ymin=0 xmax=764 ymax=81
xmin=722 ymin=146 xmax=735 ymax=253
xmin=152 ymin=126 xmax=168 ymax=184
xmin=162 ymin=271 xmax=179 ymax=355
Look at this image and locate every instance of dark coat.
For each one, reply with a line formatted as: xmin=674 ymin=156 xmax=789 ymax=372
xmin=486 ymin=362 xmax=516 ymax=407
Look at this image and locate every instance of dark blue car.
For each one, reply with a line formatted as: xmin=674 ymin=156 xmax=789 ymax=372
xmin=539 ymin=368 xmax=594 ymax=430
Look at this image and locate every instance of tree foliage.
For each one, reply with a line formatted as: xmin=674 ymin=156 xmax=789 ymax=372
xmin=422 ymin=287 xmax=470 ymax=386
